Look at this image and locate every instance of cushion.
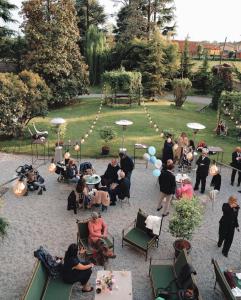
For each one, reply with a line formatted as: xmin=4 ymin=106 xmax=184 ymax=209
xmin=123 ymin=228 xmax=154 ymax=250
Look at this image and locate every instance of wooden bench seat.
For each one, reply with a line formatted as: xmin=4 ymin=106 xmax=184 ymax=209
xmin=22 ymin=260 xmax=73 ymax=300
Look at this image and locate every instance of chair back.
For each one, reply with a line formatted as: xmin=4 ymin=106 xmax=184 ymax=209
xmin=22 ymin=260 xmax=48 ymax=300
xmin=136 ymin=209 xmax=150 ymax=234
xmin=174 ymin=249 xmax=188 ymax=282
xmin=77 ymin=220 xmax=89 ymax=240
xmin=212 ymin=259 xmax=236 ymax=300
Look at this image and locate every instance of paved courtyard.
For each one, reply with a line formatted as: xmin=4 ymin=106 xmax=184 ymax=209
xmin=0 ymin=152 xmax=240 ymax=300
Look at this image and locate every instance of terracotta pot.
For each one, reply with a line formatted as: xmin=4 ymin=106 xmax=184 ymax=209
xmin=101 ymin=146 xmax=110 ymax=155
xmin=173 ymin=239 xmax=191 ymax=258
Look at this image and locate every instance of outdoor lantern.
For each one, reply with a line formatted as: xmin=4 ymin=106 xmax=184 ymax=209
xmin=84 ymin=133 xmax=89 ymax=138
xmin=160 ymin=132 xmax=164 ymax=138
xmin=186 ymin=152 xmax=193 ymax=161
xmin=173 ymin=144 xmax=179 ymax=151
xmin=209 ymin=164 xmax=218 ymax=176
xmin=155 ymin=128 xmax=159 ymax=132
xmin=93 ymin=121 xmax=96 ymax=125
xmin=89 ymin=129 xmax=93 ymax=133
xmin=81 ymin=138 xmax=85 ymax=144
xmin=74 ymin=144 xmax=80 ymax=151
xmin=48 ymin=158 xmax=56 ymax=173
xmin=64 ymin=151 xmax=71 ymax=159
xmin=154 ymin=124 xmax=157 ymax=128
xmin=13 ymin=178 xmax=27 ymax=196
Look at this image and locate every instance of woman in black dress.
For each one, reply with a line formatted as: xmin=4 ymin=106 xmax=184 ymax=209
xmin=218 ymin=196 xmax=240 ymax=257
xmin=62 ymin=244 xmax=94 ymax=292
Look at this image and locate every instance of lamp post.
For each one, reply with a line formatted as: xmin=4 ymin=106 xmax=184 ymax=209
xmin=115 ymin=120 xmax=133 ymax=152
xmin=50 ymin=118 xmax=65 ymax=162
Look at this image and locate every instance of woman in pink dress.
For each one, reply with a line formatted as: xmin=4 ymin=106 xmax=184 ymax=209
xmin=176 ymin=178 xmax=194 ymax=200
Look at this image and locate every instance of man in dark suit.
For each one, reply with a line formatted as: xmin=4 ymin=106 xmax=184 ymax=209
xmin=230 ymin=147 xmax=241 ymax=187
xmin=157 ymin=163 xmax=176 ymax=216
xmin=109 ymin=171 xmax=130 ymax=205
xmin=119 ymin=151 xmax=134 ymax=180
xmin=194 ymin=148 xmax=210 ymax=194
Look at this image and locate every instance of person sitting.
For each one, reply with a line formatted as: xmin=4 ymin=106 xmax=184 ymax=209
xmin=76 ymin=177 xmax=91 ymax=209
xmin=119 ymin=151 xmax=134 ymax=180
xmin=88 ymin=212 xmax=116 ymax=265
xmin=176 ymin=178 xmax=193 ymax=200
xmin=62 ymin=243 xmax=94 ymax=292
xmin=79 ymin=162 xmax=94 ymax=176
xmin=26 ymin=167 xmax=46 ymax=195
xmin=101 ymin=158 xmax=120 ymax=187
xmin=109 ymin=171 xmax=130 ymax=205
xmin=66 ymin=159 xmax=80 ymax=183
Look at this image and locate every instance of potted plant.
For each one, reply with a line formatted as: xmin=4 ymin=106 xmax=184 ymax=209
xmin=169 ymin=197 xmax=203 ymax=257
xmin=99 ymin=126 xmax=116 ymax=155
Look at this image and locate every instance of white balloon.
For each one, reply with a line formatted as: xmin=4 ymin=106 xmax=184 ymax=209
xmin=155 ymin=159 xmax=162 ymax=169
xmin=143 ymin=153 xmax=150 ymax=161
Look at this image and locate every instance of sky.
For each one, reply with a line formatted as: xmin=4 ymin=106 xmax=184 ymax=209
xmin=4 ymin=0 xmax=241 ymax=42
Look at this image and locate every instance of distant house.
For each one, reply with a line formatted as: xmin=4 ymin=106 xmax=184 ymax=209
xmin=173 ymin=40 xmax=220 ymax=57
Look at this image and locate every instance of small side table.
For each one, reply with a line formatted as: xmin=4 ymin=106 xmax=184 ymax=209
xmin=133 ymin=143 xmax=148 ymax=168
xmin=208 ymin=146 xmax=224 ymax=162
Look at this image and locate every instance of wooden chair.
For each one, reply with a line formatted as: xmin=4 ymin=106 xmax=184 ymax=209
xmin=122 ymin=209 xmax=162 ymax=260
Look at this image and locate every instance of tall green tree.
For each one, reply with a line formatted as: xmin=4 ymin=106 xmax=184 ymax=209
xmin=193 ymin=50 xmax=211 ymax=94
xmin=86 ymin=25 xmax=108 ymax=85
xmin=75 ymin=0 xmax=106 ymax=52
xmin=180 ymin=38 xmax=193 ymax=79
xmin=114 ymin=0 xmax=147 ymax=43
xmin=0 ymin=0 xmax=17 ymax=37
xmin=22 ymin=0 xmax=89 ymax=106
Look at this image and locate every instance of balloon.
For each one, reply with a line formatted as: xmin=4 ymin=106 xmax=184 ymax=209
xmin=143 ymin=153 xmax=150 ymax=161
xmin=155 ymin=159 xmax=162 ymax=169
xmin=150 ymin=156 xmax=157 ymax=164
xmin=153 ymin=169 xmax=161 ymax=177
xmin=148 ymin=146 xmax=156 ymax=156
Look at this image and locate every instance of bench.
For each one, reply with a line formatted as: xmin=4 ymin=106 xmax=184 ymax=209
xmin=21 ymin=260 xmax=73 ymax=300
xmin=212 ymin=259 xmax=237 ymax=300
xmin=149 ymin=249 xmax=202 ymax=300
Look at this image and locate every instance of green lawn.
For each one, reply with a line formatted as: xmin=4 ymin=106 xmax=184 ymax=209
xmin=0 ymin=98 xmax=239 ymax=163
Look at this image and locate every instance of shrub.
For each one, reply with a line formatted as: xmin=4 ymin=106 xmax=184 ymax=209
xmin=169 ymin=197 xmax=203 ymax=240
xmin=99 ymin=126 xmax=116 ymax=145
xmin=172 ymin=78 xmax=192 ymax=108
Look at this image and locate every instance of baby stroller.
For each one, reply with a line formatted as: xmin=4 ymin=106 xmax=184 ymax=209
xmin=55 ymin=162 xmax=67 ymax=182
xmin=16 ymin=164 xmax=46 ymax=195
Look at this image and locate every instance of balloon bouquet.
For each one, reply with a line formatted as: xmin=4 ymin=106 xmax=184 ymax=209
xmin=143 ymin=146 xmax=162 ymax=177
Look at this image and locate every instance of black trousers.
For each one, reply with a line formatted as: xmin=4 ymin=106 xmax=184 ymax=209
xmin=231 ymin=169 xmax=241 ymax=185
xmin=218 ymin=228 xmax=235 ymax=256
xmin=194 ymin=175 xmax=207 ymax=193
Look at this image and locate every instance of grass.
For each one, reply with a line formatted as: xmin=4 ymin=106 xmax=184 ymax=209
xmin=0 ymin=97 xmax=239 ymax=163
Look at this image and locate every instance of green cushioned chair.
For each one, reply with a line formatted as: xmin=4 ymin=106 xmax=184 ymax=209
xmin=122 ymin=209 xmax=161 ymax=260
xmin=76 ymin=218 xmax=114 ymax=260
xmin=212 ymin=259 xmax=236 ymax=300
xmin=149 ymin=249 xmax=202 ymax=300
xmin=22 ymin=260 xmax=73 ymax=300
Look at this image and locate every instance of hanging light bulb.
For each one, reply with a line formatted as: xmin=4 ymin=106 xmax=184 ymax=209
xmin=89 ymin=129 xmax=93 ymax=133
xmin=64 ymin=151 xmax=71 ymax=159
xmin=85 ymin=133 xmax=89 ymax=138
xmin=155 ymin=128 xmax=159 ymax=132
xmin=74 ymin=144 xmax=80 ymax=151
xmin=13 ymin=178 xmax=27 ymax=196
xmin=150 ymin=120 xmax=153 ymax=124
xmin=48 ymin=158 xmax=56 ymax=173
xmin=173 ymin=144 xmax=179 ymax=151
xmin=93 ymin=121 xmax=96 ymax=125
xmin=160 ymin=132 xmax=164 ymax=138
xmin=154 ymin=124 xmax=157 ymax=128
xmin=81 ymin=138 xmax=85 ymax=144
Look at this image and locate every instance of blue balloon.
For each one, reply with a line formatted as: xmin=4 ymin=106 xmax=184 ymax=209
xmin=153 ymin=169 xmax=161 ymax=177
xmin=148 ymin=146 xmax=156 ymax=156
xmin=150 ymin=156 xmax=157 ymax=164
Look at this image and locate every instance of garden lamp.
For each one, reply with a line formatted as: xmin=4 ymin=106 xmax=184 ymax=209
xmin=13 ymin=177 xmax=27 ymax=196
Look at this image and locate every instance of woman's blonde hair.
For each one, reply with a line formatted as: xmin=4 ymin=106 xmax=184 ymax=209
xmin=235 ymin=146 xmax=241 ymax=152
xmin=228 ymin=195 xmax=238 ymax=206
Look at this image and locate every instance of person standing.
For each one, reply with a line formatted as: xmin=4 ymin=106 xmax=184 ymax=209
xmin=230 ymin=147 xmax=241 ymax=187
xmin=218 ymin=196 xmax=240 ymax=257
xmin=119 ymin=151 xmax=134 ymax=180
xmin=194 ymin=148 xmax=210 ymax=194
xmin=157 ymin=163 xmax=176 ymax=216
xmin=162 ymin=136 xmax=174 ymax=164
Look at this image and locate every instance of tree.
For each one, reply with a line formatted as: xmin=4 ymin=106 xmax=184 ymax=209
xmin=85 ymin=25 xmax=108 ymax=85
xmin=114 ymin=0 xmax=147 ymax=43
xmin=22 ymin=0 xmax=89 ymax=107
xmin=172 ymin=78 xmax=192 ymax=108
xmin=0 ymin=0 xmax=17 ymax=38
xmin=197 ymin=44 xmax=203 ymax=59
xmin=75 ymin=0 xmax=106 ymax=52
xmin=0 ymin=70 xmax=50 ymax=137
xmin=193 ymin=51 xmax=211 ymax=94
xmin=180 ymin=38 xmax=193 ymax=79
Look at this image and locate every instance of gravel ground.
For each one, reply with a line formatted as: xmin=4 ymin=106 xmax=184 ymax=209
xmin=0 ymin=153 xmax=240 ymax=300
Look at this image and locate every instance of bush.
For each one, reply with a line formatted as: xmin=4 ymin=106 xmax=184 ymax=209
xmin=99 ymin=126 xmax=116 ymax=145
xmin=169 ymin=197 xmax=203 ymax=240
xmin=172 ymin=78 xmax=192 ymax=108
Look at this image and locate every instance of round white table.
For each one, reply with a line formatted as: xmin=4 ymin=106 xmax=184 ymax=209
xmin=115 ymin=120 xmax=133 ymax=152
